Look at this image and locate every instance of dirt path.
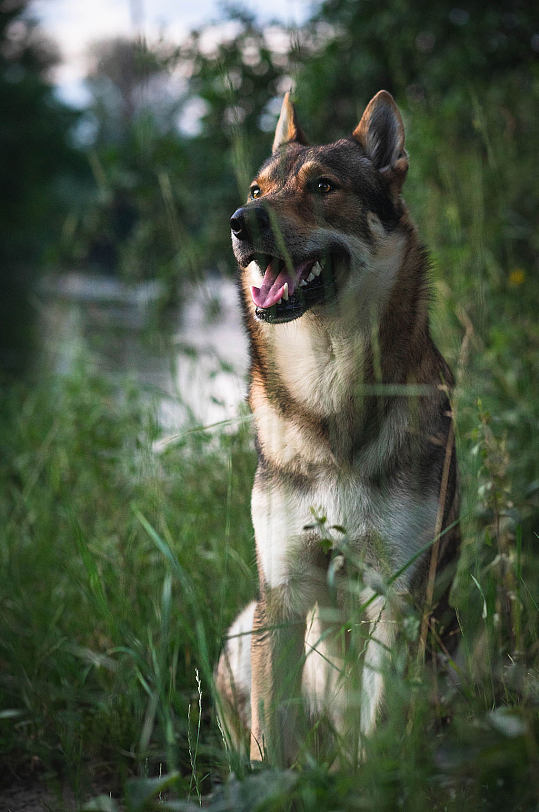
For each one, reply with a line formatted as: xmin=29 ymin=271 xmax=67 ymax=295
xmin=0 ymin=781 xmax=80 ymax=812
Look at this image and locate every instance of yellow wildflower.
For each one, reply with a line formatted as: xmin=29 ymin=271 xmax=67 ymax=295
xmin=508 ymin=268 xmax=525 ymax=287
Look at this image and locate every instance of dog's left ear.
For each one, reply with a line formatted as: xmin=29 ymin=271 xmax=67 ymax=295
xmin=273 ymin=92 xmax=308 ymax=153
xmin=353 ymin=91 xmax=408 ymax=189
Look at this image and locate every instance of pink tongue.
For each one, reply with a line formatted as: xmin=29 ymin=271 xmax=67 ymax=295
xmin=251 ymin=258 xmax=313 ymax=309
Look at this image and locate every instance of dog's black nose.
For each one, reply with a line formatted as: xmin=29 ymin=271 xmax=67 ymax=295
xmin=230 ymin=208 xmax=247 ymax=239
xmin=230 ymin=206 xmax=270 ymax=241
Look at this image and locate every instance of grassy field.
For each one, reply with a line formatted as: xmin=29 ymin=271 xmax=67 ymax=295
xmin=1 ymin=96 xmax=537 ymax=810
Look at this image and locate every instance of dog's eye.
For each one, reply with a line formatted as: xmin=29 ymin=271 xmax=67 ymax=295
xmin=316 ymin=178 xmax=334 ymax=194
xmin=250 ymin=185 xmax=261 ymax=199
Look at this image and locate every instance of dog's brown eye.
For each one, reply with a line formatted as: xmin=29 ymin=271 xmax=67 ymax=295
xmin=316 ymin=178 xmax=334 ymax=194
xmin=250 ymin=185 xmax=261 ymax=199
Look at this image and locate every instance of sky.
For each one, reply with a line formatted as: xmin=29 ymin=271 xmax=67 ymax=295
xmin=30 ymin=0 xmax=313 ymax=106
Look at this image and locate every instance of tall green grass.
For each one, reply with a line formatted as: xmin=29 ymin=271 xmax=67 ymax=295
xmin=0 ymin=366 xmax=257 ymax=801
xmin=1 ymin=95 xmax=537 ymax=809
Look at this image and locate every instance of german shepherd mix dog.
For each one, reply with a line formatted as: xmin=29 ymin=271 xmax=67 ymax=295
xmin=216 ymin=90 xmax=459 ymax=765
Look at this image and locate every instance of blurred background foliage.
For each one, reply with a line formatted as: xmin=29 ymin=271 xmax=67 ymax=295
xmin=2 ymin=0 xmax=537 ymax=372
xmin=0 ymin=0 xmax=85 ymax=372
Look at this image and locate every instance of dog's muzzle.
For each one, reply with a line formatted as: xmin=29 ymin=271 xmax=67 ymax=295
xmin=230 ymin=205 xmax=348 ymax=324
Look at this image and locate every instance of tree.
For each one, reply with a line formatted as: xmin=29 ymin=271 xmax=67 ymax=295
xmin=64 ymin=36 xmax=195 ymax=302
xmin=70 ymin=12 xmax=294 ymax=287
xmin=86 ymin=36 xmax=183 ymax=144
xmin=295 ymin=0 xmax=538 ymax=140
xmin=0 ymin=0 xmax=83 ymax=374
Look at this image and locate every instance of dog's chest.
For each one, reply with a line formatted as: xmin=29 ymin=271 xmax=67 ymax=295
xmin=252 ymin=467 xmax=439 ymax=594
xmin=251 ymin=316 xmax=439 ymax=599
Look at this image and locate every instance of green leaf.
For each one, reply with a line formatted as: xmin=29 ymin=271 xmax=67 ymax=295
xmin=82 ymin=795 xmax=120 ymax=812
xmin=125 ymin=772 xmax=181 ymax=812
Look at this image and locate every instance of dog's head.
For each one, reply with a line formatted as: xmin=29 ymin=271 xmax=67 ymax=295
xmin=231 ymin=90 xmax=409 ymax=324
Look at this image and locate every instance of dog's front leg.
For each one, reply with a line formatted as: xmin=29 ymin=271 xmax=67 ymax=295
xmin=360 ymin=593 xmax=398 ymax=738
xmin=250 ymin=592 xmax=306 ymax=764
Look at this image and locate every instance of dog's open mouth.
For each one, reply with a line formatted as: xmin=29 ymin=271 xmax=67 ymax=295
xmin=249 ymin=253 xmax=341 ymax=324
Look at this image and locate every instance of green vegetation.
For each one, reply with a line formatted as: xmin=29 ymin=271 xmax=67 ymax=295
xmin=0 ymin=368 xmax=257 ymax=801
xmin=0 ymin=1 xmax=85 ymax=373
xmin=1 ymin=0 xmax=537 ymax=808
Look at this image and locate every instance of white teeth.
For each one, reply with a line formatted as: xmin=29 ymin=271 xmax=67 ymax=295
xmin=282 ymin=282 xmax=289 ymax=301
xmin=301 ymin=261 xmax=322 ymax=287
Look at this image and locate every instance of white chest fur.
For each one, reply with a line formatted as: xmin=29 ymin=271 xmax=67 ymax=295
xmin=252 ymin=470 xmax=439 ymax=598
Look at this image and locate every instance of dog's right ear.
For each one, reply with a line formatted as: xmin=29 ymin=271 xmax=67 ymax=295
xmin=272 ymin=92 xmax=308 ymax=153
xmin=353 ymin=91 xmax=408 ymax=190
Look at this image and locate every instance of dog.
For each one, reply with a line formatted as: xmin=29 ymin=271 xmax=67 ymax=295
xmin=215 ymin=90 xmax=460 ymax=765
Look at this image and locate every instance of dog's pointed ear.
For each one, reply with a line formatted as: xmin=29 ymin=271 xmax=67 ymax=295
xmin=272 ymin=92 xmax=308 ymax=153
xmin=353 ymin=91 xmax=408 ymax=188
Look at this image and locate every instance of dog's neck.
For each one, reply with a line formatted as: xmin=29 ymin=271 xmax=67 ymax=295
xmin=248 ymin=223 xmax=431 ymax=417
xmin=245 ymin=225 xmax=441 ymax=474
